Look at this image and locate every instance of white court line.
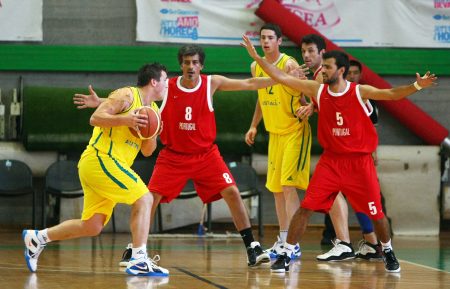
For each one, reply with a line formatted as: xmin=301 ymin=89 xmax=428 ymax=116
xmin=400 ymin=259 xmax=449 ymax=273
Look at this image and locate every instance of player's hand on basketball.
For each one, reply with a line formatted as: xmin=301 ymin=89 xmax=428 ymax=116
xmin=416 ymin=71 xmax=437 ymax=89
xmin=245 ymin=127 xmax=257 ymax=146
xmin=241 ymin=35 xmax=260 ymax=60
xmin=73 ymin=85 xmax=101 ymax=109
xmin=129 ymin=108 xmax=148 ymax=131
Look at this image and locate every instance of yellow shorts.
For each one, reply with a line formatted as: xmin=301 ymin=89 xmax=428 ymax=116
xmin=266 ymin=123 xmax=311 ymax=193
xmin=78 ymin=150 xmax=149 ymax=225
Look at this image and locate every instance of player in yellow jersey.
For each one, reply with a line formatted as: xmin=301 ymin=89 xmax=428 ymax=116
xmin=245 ymin=23 xmax=313 ymax=259
xmin=22 ymin=63 xmax=170 ymax=277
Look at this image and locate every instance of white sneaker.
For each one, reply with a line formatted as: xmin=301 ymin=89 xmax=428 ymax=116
xmin=290 ymin=243 xmax=302 ymax=260
xmin=126 ymin=255 xmax=169 ymax=277
xmin=316 ymin=239 xmax=355 ymax=262
xmin=266 ymin=236 xmax=284 ymax=259
xmin=355 ymin=240 xmax=383 ymax=261
xmin=266 ymin=236 xmax=301 ymax=260
xmin=23 ymin=230 xmax=46 ymax=272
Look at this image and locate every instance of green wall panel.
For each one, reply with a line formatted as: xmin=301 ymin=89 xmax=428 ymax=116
xmin=1 ymin=45 xmax=448 ymax=75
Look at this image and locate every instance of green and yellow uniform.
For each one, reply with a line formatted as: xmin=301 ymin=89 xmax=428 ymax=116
xmin=255 ymin=54 xmax=311 ymax=192
xmin=78 ymin=87 xmax=158 ymax=224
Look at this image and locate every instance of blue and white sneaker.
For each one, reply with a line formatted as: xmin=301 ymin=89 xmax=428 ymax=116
xmin=290 ymin=243 xmax=302 ymax=260
xmin=266 ymin=236 xmax=284 ymax=259
xmin=266 ymin=236 xmax=301 ymax=260
xmin=126 ymin=255 xmax=169 ymax=277
xmin=23 ymin=230 xmax=46 ymax=272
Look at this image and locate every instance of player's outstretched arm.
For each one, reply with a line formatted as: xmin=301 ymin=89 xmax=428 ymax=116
xmin=360 ymin=71 xmax=437 ymax=101
xmin=73 ymin=85 xmax=105 ymax=109
xmin=241 ymin=35 xmax=319 ymax=100
xmin=211 ymin=74 xmax=275 ymax=92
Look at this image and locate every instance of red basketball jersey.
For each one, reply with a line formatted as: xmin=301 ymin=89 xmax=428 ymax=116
xmin=311 ymin=65 xmax=322 ymax=108
xmin=316 ymin=81 xmax=378 ymax=154
xmin=159 ymin=75 xmax=216 ymax=154
xmin=313 ymin=65 xmax=322 ymax=80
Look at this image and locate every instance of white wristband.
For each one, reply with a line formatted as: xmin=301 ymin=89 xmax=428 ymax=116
xmin=413 ymin=81 xmax=422 ymax=91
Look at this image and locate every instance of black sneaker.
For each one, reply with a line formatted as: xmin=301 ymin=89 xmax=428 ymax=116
xmin=247 ymin=241 xmax=270 ymax=267
xmin=119 ymin=243 xmax=132 ymax=267
xmin=382 ymin=248 xmax=401 ymax=273
xmin=270 ymin=252 xmax=291 ymax=273
xmin=355 ymin=240 xmax=383 ymax=261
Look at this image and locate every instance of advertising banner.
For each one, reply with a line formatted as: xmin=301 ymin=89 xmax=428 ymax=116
xmin=137 ymin=0 xmax=450 ymax=47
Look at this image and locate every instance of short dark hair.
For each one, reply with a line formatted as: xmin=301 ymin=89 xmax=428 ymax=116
xmin=259 ymin=23 xmax=282 ymax=39
xmin=178 ymin=45 xmax=205 ymax=65
xmin=349 ymin=59 xmax=362 ymax=72
xmin=300 ymin=34 xmax=326 ymax=51
xmin=323 ymin=50 xmax=350 ymax=78
xmin=136 ymin=62 xmax=167 ymax=87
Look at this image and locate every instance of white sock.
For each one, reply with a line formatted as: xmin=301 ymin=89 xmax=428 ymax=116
xmin=380 ymin=239 xmax=392 ymax=251
xmin=37 ymin=229 xmax=51 ymax=244
xmin=131 ymin=245 xmax=147 ymax=259
xmin=279 ymin=230 xmax=288 ymax=242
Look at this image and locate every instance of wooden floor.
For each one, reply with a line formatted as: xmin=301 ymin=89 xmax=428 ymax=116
xmin=1 ymin=227 xmax=449 ymax=289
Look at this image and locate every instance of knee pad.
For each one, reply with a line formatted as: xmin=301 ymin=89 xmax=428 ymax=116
xmin=356 ymin=212 xmax=374 ymax=234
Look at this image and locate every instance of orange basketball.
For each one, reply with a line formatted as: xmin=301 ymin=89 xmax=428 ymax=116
xmin=129 ymin=106 xmax=161 ymax=139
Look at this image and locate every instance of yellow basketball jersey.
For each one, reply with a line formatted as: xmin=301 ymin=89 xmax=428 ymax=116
xmin=255 ymin=54 xmax=303 ymax=135
xmin=84 ymin=87 xmax=159 ymax=166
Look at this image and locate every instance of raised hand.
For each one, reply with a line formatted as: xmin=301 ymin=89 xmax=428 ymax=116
xmin=241 ymin=34 xmax=261 ymax=60
xmin=73 ymin=85 xmax=101 ymax=109
xmin=416 ymin=71 xmax=437 ymax=89
xmin=289 ymin=64 xmax=310 ymax=80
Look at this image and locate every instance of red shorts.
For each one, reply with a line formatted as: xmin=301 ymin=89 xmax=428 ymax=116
xmin=148 ymin=145 xmax=236 ymax=203
xmin=301 ymin=151 xmax=384 ymax=220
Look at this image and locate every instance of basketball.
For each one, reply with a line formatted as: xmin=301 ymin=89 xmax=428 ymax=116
xmin=129 ymin=106 xmax=161 ymax=139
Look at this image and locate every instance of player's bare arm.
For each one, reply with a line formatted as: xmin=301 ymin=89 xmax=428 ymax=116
xmin=90 ymin=88 xmax=147 ymax=129
xmin=360 ymin=71 xmax=437 ymax=101
xmin=73 ymin=85 xmax=105 ymax=109
xmin=241 ymin=34 xmax=320 ymax=101
xmin=245 ymin=99 xmax=263 ymax=146
xmin=250 ymin=61 xmax=257 ymax=77
xmin=210 ymin=74 xmax=274 ymax=93
xmin=141 ymin=138 xmax=157 ymax=157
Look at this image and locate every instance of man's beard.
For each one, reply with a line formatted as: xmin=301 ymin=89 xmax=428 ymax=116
xmin=323 ymin=71 xmax=338 ymax=85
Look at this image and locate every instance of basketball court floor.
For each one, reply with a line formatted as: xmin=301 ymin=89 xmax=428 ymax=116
xmin=0 ymin=227 xmax=449 ymax=289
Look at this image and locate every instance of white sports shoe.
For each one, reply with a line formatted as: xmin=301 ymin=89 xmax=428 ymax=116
xmin=266 ymin=236 xmax=301 ymax=260
xmin=266 ymin=236 xmax=284 ymax=259
xmin=23 ymin=230 xmax=46 ymax=272
xmin=126 ymin=255 xmax=169 ymax=277
xmin=355 ymin=240 xmax=383 ymax=261
xmin=316 ymin=239 xmax=355 ymax=262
